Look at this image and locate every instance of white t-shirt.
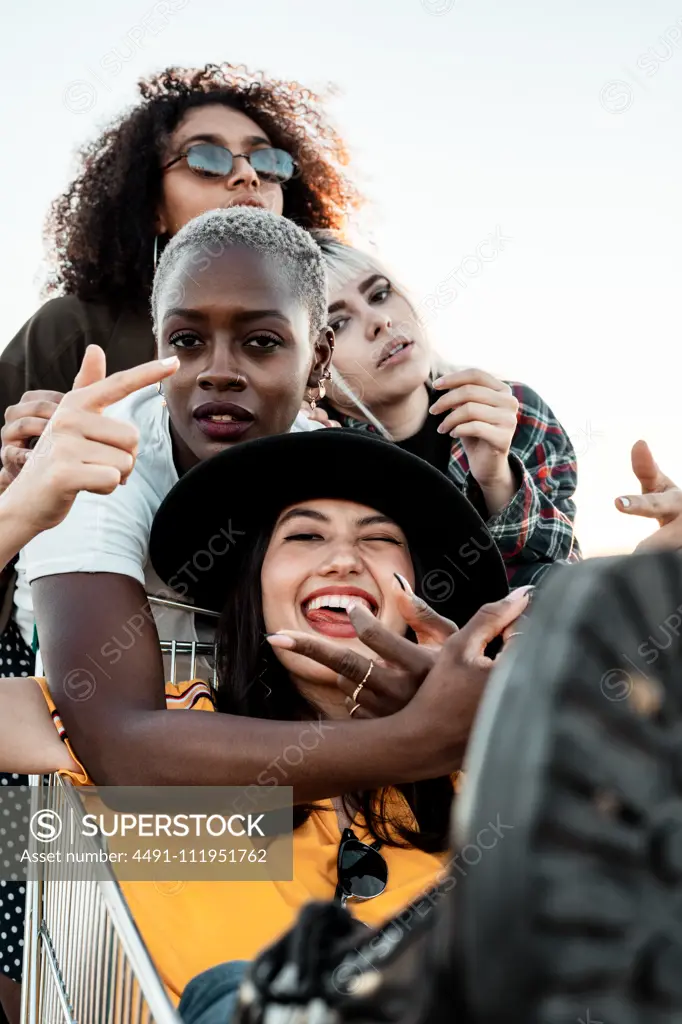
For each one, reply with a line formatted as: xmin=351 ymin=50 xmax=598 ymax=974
xmin=15 ymin=385 xmax=321 ymax=676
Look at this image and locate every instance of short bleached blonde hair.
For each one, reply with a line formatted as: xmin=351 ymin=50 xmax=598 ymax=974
xmin=152 ymin=207 xmax=328 ymax=338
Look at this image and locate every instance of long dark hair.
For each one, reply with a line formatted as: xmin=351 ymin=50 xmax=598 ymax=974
xmin=45 ymin=64 xmax=361 ymax=311
xmin=215 ymin=524 xmax=454 ymax=854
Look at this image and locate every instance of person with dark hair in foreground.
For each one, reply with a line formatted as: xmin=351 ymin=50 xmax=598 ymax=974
xmin=1 ymin=428 xmax=529 ymax=1011
xmin=231 ymin=550 xmax=682 ymax=1024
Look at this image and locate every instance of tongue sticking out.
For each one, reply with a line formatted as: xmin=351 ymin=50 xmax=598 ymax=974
xmin=304 ymin=607 xmax=358 ymax=638
xmin=306 ymin=608 xmax=349 ymax=623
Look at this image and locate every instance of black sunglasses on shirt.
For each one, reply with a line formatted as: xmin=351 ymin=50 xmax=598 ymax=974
xmin=162 ymin=141 xmax=296 ymax=185
xmin=335 ymin=827 xmax=388 ymax=908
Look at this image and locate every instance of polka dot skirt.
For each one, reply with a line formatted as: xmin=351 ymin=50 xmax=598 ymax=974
xmin=0 ymin=617 xmax=35 ymax=984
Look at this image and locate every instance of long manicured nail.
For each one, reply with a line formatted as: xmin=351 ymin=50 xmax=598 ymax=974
xmin=618 ymin=496 xmax=631 ymax=508
xmin=394 ymin=573 xmax=420 ymax=601
xmin=266 ymin=634 xmax=296 ymax=649
xmin=160 ymin=355 xmax=179 ymax=367
xmin=432 ymin=377 xmax=445 ymax=388
xmin=393 ymin=572 xmax=409 ymax=592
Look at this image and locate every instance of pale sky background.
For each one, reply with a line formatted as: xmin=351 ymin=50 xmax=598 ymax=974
xmin=2 ymin=0 xmax=681 ymax=557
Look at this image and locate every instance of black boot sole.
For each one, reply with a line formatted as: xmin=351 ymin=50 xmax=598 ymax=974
xmin=452 ymin=552 xmax=682 ymax=1024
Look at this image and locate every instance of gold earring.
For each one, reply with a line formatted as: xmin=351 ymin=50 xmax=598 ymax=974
xmin=318 ymin=380 xmax=326 ymax=401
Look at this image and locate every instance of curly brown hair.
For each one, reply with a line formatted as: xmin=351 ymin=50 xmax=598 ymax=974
xmin=45 ymin=63 xmax=361 ymax=310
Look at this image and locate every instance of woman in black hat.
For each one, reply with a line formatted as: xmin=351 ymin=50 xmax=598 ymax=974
xmin=149 ymin=428 xmax=516 ymax=729
xmin=2 ymin=428 xmax=529 ymax=1012
xmin=130 ymin=429 xmax=525 ymax=1000
xmin=235 ymin=553 xmax=682 ymax=1024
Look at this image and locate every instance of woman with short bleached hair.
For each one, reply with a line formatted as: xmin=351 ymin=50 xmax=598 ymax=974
xmin=0 ymin=204 xmax=334 ymax=1020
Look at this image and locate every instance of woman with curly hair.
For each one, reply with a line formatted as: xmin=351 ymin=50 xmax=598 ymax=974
xmin=0 ymin=62 xmax=358 ymax=423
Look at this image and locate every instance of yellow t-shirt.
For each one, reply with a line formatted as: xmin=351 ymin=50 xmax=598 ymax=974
xmin=36 ymin=678 xmax=446 ymax=1003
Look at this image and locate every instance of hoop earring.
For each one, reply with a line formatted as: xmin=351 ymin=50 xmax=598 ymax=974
xmin=309 ymin=369 xmax=331 ymax=409
xmin=153 ymin=235 xmax=159 ymax=271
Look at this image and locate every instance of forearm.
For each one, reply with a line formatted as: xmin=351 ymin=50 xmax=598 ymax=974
xmin=470 ymin=451 xmax=578 ymax=579
xmin=71 ymin=707 xmax=457 ymax=801
xmin=477 ymin=461 xmax=518 ymax=517
xmin=33 ymin=575 xmax=459 ymax=800
xmin=0 ymin=489 xmax=41 ymax=567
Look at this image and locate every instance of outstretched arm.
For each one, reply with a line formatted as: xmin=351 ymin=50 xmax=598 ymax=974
xmin=34 ymin=577 xmax=529 ymax=800
xmin=0 ymin=346 xmax=179 ymax=567
xmin=33 ymin=572 xmax=442 ymax=796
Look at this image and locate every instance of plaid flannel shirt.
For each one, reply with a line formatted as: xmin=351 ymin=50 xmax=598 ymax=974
xmin=331 ymin=382 xmax=581 ymax=588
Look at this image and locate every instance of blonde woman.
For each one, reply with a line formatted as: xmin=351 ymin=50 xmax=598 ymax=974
xmin=313 ymin=232 xmax=581 ymax=588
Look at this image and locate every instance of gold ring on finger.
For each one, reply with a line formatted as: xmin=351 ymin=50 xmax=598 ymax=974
xmin=349 ymin=702 xmax=361 ymax=717
xmin=349 ymin=662 xmax=374 ymax=708
xmin=351 ymin=661 xmax=374 ymax=703
xmin=360 ymin=660 xmax=374 ymax=686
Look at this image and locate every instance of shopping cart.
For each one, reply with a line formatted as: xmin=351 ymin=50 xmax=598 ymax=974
xmin=151 ymin=596 xmax=219 ymax=689
xmin=21 ymin=774 xmax=182 ymax=1024
xmin=21 ymin=599 xmax=219 ymax=1024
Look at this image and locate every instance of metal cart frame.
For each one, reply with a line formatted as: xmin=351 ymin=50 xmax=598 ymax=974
xmin=21 ymin=600 xmax=219 ymax=1024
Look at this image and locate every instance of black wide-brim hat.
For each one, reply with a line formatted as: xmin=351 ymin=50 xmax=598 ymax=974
xmin=150 ymin=431 xmax=509 ymax=626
